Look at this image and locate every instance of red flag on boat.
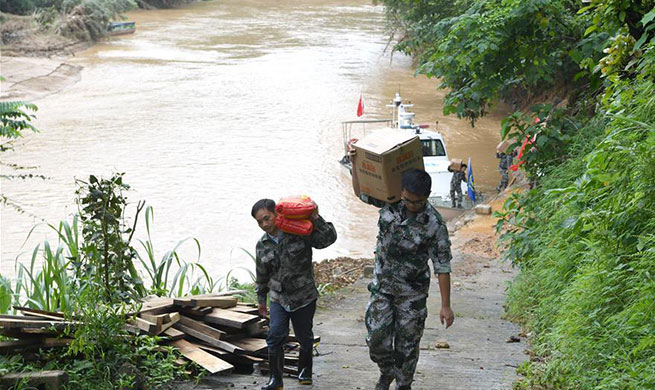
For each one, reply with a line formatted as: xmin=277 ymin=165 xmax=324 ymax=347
xmin=357 ymin=94 xmax=364 ymax=117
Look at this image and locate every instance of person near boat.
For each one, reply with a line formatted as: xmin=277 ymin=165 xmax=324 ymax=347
xmin=447 ymin=163 xmax=467 ymax=208
xmin=496 ymin=150 xmax=516 ymax=192
xmin=363 ymin=169 xmax=454 ymax=390
xmin=251 ymin=198 xmax=338 ymax=389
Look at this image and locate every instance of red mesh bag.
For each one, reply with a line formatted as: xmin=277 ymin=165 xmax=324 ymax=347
xmin=275 ymin=195 xmax=316 ymax=219
xmin=274 ymin=215 xmax=314 ymax=236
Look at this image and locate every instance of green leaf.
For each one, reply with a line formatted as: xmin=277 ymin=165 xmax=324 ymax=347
xmin=642 ymin=9 xmax=655 ymax=26
xmin=584 ymin=25 xmax=597 ymax=36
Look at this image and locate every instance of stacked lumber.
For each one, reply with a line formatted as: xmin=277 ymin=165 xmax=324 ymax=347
xmin=133 ymin=292 xmax=321 ymax=377
xmin=0 ymin=292 xmax=320 ymax=380
xmin=0 ymin=309 xmax=76 ymax=389
xmin=132 ymin=292 xmax=266 ymax=374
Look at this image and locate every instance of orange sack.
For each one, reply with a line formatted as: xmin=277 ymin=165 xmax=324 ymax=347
xmin=275 ymin=195 xmax=316 ymax=219
xmin=275 ymin=215 xmax=314 ymax=236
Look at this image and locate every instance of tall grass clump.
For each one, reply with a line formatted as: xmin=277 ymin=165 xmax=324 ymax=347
xmin=496 ymin=44 xmax=655 ymax=390
xmin=0 ymin=173 xmax=223 ymax=388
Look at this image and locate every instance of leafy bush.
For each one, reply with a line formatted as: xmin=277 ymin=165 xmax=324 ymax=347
xmin=377 ymin=0 xmax=604 ymax=124
xmin=57 ymin=0 xmax=137 ymax=40
xmin=496 ymin=43 xmax=655 ymax=390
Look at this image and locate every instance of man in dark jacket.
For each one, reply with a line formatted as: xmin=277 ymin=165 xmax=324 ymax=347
xmin=252 ymin=199 xmax=338 ymax=390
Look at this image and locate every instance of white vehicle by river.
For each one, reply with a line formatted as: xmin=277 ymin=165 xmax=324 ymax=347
xmin=340 ymin=93 xmax=477 ymax=219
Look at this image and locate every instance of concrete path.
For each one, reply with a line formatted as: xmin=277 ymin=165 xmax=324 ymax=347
xmin=195 ymin=206 xmax=527 ymax=390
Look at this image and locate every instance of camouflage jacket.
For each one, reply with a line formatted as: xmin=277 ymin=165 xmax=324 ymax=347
xmin=369 ymin=201 xmax=452 ymax=296
xmin=450 ymin=171 xmax=466 ymax=187
xmin=497 ymin=152 xmax=514 ymax=170
xmin=255 ymin=215 xmax=337 ymax=311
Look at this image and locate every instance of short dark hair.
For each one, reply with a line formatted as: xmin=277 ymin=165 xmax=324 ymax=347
xmin=251 ymin=198 xmax=276 ymax=218
xmin=402 ymin=169 xmax=431 ymax=196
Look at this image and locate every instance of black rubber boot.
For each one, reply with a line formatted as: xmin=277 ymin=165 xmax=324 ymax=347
xmin=261 ymin=351 xmax=284 ymax=390
xmin=375 ymin=374 xmax=394 ymax=390
xmin=297 ymin=348 xmax=313 ymax=385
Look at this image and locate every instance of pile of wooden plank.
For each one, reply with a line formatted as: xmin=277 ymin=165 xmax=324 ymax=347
xmin=133 ymin=291 xmax=267 ymax=374
xmin=0 ymin=292 xmax=320 ymax=382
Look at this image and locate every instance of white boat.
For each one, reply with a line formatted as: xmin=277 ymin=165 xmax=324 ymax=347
xmin=340 ymin=93 xmax=477 ymax=219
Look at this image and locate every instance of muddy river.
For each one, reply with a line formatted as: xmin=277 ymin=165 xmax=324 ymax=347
xmin=0 ymin=0 xmax=507 ymax=280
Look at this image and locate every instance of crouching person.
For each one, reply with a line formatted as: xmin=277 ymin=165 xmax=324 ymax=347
xmin=251 ymin=199 xmax=338 ymax=389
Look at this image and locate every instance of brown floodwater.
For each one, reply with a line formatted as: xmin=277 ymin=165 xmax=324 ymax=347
xmin=0 ymin=0 xmax=508 ymax=280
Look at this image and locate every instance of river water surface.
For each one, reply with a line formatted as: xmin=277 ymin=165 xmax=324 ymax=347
xmin=1 ymin=0 xmax=508 ymax=280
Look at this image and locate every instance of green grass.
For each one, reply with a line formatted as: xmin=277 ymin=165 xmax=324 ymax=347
xmin=498 ymin=54 xmax=655 ymax=390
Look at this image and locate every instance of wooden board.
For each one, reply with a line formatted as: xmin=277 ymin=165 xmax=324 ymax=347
xmin=174 ymin=296 xmax=238 ymax=308
xmin=133 ymin=296 xmax=175 ymax=316
xmin=245 ymin=319 xmax=268 ymax=337
xmin=229 ymin=337 xmax=268 ymax=354
xmin=162 ymin=327 xmax=185 ymax=341
xmin=179 ymin=306 xmax=213 ymax=320
xmin=226 ymin=306 xmax=260 ymax=315
xmin=135 ymin=317 xmax=159 ymax=335
xmin=198 ymin=344 xmax=264 ymax=364
xmin=177 ymin=315 xmax=225 ymax=340
xmin=139 ymin=312 xmax=170 ymax=328
xmin=14 ymin=307 xmax=66 ymax=320
xmin=0 ymin=339 xmax=39 ymax=353
xmin=203 ymin=308 xmax=259 ymax=329
xmin=0 ymin=328 xmax=59 ymax=338
xmin=0 ymin=370 xmax=68 ymax=389
xmin=156 ymin=312 xmax=180 ymax=335
xmin=0 ymin=316 xmax=77 ymax=330
xmin=170 ymin=339 xmax=233 ymax=374
xmin=173 ymin=322 xmax=243 ymax=354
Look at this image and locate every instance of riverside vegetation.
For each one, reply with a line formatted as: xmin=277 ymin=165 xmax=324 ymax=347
xmin=3 ymin=0 xmax=655 ymax=388
xmin=378 ymin=0 xmax=655 ymax=389
xmin=0 ymin=100 xmax=240 ymax=389
xmin=0 ymin=0 xmax=202 ymax=45
xmin=0 ymin=99 xmax=359 ymax=389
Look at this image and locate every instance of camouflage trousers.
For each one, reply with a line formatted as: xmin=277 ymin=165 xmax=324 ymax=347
xmin=450 ymin=183 xmax=462 ymax=207
xmin=498 ymin=169 xmax=509 ymax=191
xmin=365 ymin=291 xmax=428 ymax=388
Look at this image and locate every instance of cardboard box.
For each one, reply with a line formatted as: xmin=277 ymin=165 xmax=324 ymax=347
xmin=449 ymin=158 xmax=463 ymax=171
xmin=497 ymin=140 xmax=511 ymax=153
xmin=352 ymin=129 xmax=424 ymax=203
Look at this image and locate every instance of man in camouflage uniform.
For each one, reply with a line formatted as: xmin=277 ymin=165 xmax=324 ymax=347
xmin=448 ymin=164 xmax=467 ymax=208
xmin=365 ymin=169 xmax=455 ymax=390
xmin=252 ymin=199 xmax=337 ymax=390
xmin=496 ymin=151 xmax=515 ymax=192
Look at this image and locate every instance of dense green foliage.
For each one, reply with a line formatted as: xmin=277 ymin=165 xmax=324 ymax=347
xmin=0 ymin=175 xmax=224 ymax=388
xmin=75 ymin=173 xmax=145 ymax=302
xmin=379 ymin=0 xmax=655 ymax=388
xmin=494 ymin=3 xmax=655 ymax=390
xmin=497 ymin=74 xmax=655 ymax=389
xmin=379 ymin=0 xmax=611 ymax=124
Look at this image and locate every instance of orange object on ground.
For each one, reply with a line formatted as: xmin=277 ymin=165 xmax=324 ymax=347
xmin=276 ymin=195 xmax=316 ymax=219
xmin=275 ymin=215 xmax=314 ymax=236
